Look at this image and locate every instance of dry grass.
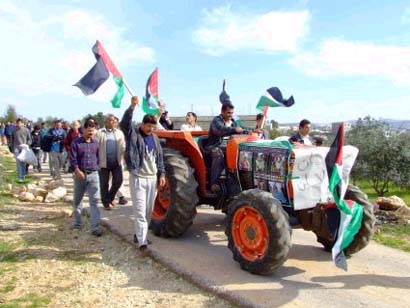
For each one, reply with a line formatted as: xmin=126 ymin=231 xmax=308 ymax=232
xmin=0 ymin=200 xmax=234 ymax=308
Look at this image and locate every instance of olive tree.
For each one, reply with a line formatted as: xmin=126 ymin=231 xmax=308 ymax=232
xmin=392 ymin=132 xmax=410 ymax=189
xmin=346 ymin=116 xmax=399 ymax=196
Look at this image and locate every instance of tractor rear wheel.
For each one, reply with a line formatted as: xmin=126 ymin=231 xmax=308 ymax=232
xmin=344 ymin=185 xmax=375 ymax=255
xmin=225 ymin=189 xmax=292 ymax=275
xmin=150 ymin=149 xmax=199 ymax=237
xmin=315 ymin=185 xmax=375 ymax=254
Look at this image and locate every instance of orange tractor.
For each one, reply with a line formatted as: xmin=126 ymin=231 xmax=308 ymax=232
xmin=150 ymin=130 xmax=375 ymax=275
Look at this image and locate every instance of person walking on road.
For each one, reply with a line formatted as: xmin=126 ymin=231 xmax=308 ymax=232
xmin=95 ymin=114 xmax=125 ymax=210
xmin=40 ymin=122 xmax=49 ymax=163
xmin=120 ymin=96 xmax=166 ymax=254
xmin=5 ymin=121 xmax=16 ymax=152
xmin=10 ymin=118 xmax=31 ymax=182
xmin=64 ymin=120 xmax=82 ymax=172
xmin=30 ymin=125 xmax=42 ymax=172
xmin=49 ymin=120 xmax=66 ymax=179
xmin=70 ymin=118 xmax=102 ymax=237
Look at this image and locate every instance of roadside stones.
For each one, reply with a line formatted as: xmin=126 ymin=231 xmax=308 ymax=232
xmin=13 ymin=179 xmax=67 ymax=203
xmin=64 ymin=195 xmax=73 ymax=204
xmin=376 ymin=196 xmax=405 ymax=211
xmin=375 ymin=195 xmax=410 ymax=225
xmin=35 ymin=196 xmax=44 ymax=202
xmin=47 ymin=179 xmax=65 ymax=190
xmin=44 ymin=186 xmax=67 ymax=203
xmin=18 ymin=191 xmax=35 ymax=202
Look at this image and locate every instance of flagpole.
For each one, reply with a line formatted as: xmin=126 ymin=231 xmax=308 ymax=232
xmin=122 ymin=79 xmax=134 ymax=96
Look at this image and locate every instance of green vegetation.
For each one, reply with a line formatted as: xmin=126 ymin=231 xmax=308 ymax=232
xmin=356 ymin=179 xmax=410 ymax=206
xmin=0 ymin=293 xmax=51 ymax=308
xmin=347 ymin=116 xmax=410 ymax=196
xmin=374 ymin=225 xmax=410 ymax=252
xmin=0 ymin=277 xmax=17 ymax=294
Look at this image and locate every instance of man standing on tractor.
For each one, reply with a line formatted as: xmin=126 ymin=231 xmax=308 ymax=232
xmin=205 ymin=102 xmax=246 ymax=193
xmin=289 ymin=119 xmax=312 ymax=145
xmin=120 ymin=96 xmax=166 ymax=255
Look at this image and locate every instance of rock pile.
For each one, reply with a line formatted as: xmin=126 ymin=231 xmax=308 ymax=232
xmin=375 ymin=196 xmax=410 ymax=225
xmin=6 ymin=179 xmax=68 ymax=203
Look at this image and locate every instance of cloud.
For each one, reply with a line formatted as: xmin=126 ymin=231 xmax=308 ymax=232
xmin=193 ymin=5 xmax=310 ymax=56
xmin=290 ymin=39 xmax=410 ymax=86
xmin=0 ymin=1 xmax=154 ymax=98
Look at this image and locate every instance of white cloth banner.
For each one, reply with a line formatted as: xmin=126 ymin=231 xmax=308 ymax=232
xmin=291 ymin=145 xmax=358 ymax=210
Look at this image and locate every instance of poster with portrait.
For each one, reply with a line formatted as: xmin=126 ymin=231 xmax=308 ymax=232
xmin=269 ymin=149 xmax=288 ymax=179
xmin=238 ymin=150 xmax=253 ymax=171
xmin=268 ymin=180 xmax=288 ymax=204
xmin=254 ymin=152 xmax=267 ymax=176
xmin=254 ymin=178 xmax=268 ymax=190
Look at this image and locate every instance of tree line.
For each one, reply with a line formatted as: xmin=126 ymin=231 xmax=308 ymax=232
xmin=346 ymin=116 xmax=410 ymax=196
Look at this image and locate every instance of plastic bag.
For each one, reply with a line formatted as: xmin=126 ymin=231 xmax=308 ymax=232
xmin=17 ymin=144 xmax=37 ymax=165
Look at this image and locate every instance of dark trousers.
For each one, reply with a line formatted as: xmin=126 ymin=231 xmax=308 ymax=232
xmin=99 ymin=162 xmax=123 ymax=206
xmin=33 ymin=148 xmax=42 ymax=171
xmin=210 ymin=147 xmax=225 ymax=186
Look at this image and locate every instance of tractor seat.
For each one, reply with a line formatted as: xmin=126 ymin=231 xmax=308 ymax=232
xmin=197 ymin=135 xmax=212 ymax=168
xmin=197 ymin=135 xmax=209 ymax=155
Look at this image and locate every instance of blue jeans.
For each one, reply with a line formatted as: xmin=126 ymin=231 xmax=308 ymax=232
xmin=72 ymin=171 xmax=101 ymax=232
xmin=13 ymin=148 xmax=27 ymax=181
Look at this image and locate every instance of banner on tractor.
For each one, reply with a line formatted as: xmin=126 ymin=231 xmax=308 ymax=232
xmin=290 ymin=145 xmax=358 ymax=210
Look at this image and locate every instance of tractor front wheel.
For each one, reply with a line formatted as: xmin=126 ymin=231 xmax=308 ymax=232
xmin=225 ymin=189 xmax=292 ymax=275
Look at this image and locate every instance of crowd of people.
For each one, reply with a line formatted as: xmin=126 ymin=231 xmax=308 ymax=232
xmin=1 ymin=96 xmax=316 ymax=255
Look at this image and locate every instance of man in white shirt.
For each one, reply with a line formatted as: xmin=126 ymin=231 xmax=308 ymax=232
xmin=181 ymin=112 xmax=202 ymax=131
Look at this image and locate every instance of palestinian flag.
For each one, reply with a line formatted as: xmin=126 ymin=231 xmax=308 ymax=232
xmin=325 ymin=123 xmax=363 ymax=270
xmin=142 ymin=68 xmax=160 ymax=115
xmin=74 ymin=40 xmax=125 ymax=108
xmin=256 ymin=87 xmax=295 ymax=111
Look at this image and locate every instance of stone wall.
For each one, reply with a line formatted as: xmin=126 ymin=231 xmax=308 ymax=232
xmin=171 ymin=115 xmax=258 ymax=130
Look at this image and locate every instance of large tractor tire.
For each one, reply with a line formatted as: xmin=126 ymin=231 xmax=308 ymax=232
xmin=150 ymin=149 xmax=199 ymax=237
xmin=225 ymin=189 xmax=292 ymax=275
xmin=344 ymin=185 xmax=376 ymax=255
xmin=316 ymin=185 xmax=376 ymax=255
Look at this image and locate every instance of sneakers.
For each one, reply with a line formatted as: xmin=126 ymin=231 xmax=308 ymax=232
xmin=91 ymin=229 xmax=103 ymax=237
xmin=133 ymin=234 xmax=152 ymax=245
xmin=118 ymin=196 xmax=128 ymax=205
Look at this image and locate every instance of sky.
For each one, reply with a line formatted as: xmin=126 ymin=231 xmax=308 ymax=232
xmin=1 ymin=0 xmax=410 ymax=124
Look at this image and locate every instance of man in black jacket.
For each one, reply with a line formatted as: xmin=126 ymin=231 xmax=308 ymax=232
xmin=120 ymin=96 xmax=166 ymax=254
xmin=289 ymin=119 xmax=312 ymax=145
xmin=205 ymin=102 xmax=245 ymax=193
xmin=31 ymin=125 xmax=42 ymax=172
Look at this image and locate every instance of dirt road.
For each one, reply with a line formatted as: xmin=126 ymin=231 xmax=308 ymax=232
xmin=5 ymin=160 xmax=409 ymax=308
xmin=92 ymin=169 xmax=410 ymax=308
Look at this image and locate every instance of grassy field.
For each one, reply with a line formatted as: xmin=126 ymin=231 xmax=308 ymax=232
xmin=355 ymin=179 xmax=410 ymax=206
xmin=353 ymin=179 xmax=409 ymax=252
